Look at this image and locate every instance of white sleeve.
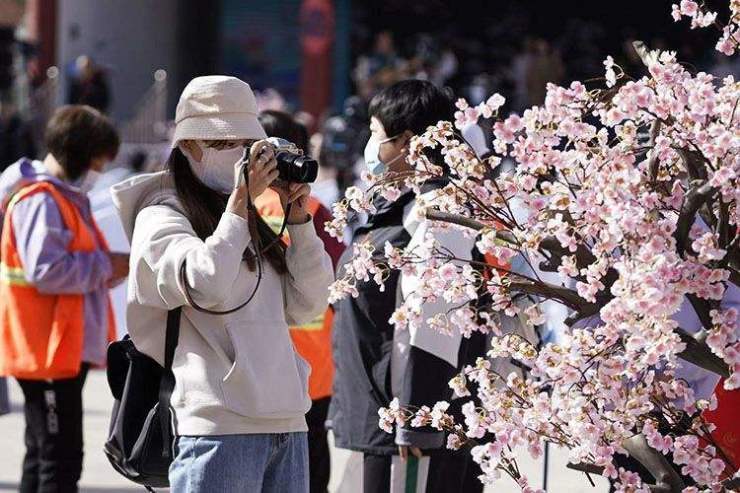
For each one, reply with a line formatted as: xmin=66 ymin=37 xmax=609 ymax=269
xmin=282 ymin=220 xmax=334 ymax=325
xmin=129 ymin=205 xmax=252 ymax=310
xmin=401 ymin=220 xmax=474 ymax=367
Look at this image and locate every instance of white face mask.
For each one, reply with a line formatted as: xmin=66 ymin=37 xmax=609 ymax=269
xmin=363 ymin=135 xmax=403 ymax=175
xmin=182 ymin=141 xmax=245 ymax=193
xmin=71 ymin=169 xmax=101 ymax=193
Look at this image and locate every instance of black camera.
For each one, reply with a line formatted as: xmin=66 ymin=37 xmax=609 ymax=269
xmin=267 ymin=137 xmax=318 ymax=183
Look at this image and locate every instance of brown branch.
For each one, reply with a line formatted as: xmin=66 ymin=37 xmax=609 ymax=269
xmin=509 ymin=279 xmax=596 ymax=312
xmin=426 ymin=209 xmax=599 ymax=275
xmin=566 ymin=462 xmax=604 ymax=475
xmin=623 ymin=434 xmax=685 ymax=492
xmin=677 ymin=148 xmax=709 ymax=182
xmin=675 ymin=328 xmax=730 ymax=378
xmin=426 ymin=209 xmax=484 ymax=232
xmin=647 ymin=120 xmax=662 ymax=184
xmin=567 ymin=462 xmax=672 ymax=492
xmin=426 ymin=210 xmax=729 ymax=377
xmin=674 ymin=181 xmax=717 ymax=257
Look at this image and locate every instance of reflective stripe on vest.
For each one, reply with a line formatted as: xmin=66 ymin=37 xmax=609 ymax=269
xmin=0 ymin=264 xmax=29 ymax=286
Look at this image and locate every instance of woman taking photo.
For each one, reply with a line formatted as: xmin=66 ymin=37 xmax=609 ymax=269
xmin=112 ymin=76 xmax=333 ymax=492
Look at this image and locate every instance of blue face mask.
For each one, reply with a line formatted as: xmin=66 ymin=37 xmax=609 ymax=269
xmin=364 ymin=135 xmax=403 ymax=175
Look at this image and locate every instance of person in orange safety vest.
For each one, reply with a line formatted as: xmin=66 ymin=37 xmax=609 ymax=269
xmin=257 ymin=110 xmax=345 ymax=493
xmin=0 ymin=106 xmax=128 ymax=493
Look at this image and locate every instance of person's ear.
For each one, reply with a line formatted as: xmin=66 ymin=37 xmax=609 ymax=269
xmin=89 ymin=156 xmax=108 ymax=172
xmin=180 ymin=140 xmax=202 ymax=162
xmin=400 ymin=130 xmax=415 ymax=150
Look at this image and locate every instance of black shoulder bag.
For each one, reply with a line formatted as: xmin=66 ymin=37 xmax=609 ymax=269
xmin=103 ymin=307 xmax=181 ymax=490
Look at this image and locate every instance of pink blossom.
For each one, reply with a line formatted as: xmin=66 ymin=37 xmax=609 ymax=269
xmin=680 ymin=0 xmax=699 ymax=16
xmin=325 ymin=2 xmax=740 ymax=488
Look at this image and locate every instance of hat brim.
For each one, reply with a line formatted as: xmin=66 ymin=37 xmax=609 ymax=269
xmin=172 ymin=113 xmax=267 ymax=147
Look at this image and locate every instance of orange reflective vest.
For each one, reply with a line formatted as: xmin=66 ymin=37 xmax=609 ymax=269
xmin=0 ymin=181 xmax=116 ymax=380
xmin=256 ymin=189 xmax=334 ymax=400
xmin=482 ymin=222 xmax=511 ymax=276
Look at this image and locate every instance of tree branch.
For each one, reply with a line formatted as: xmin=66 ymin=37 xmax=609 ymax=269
xmin=647 ymin=120 xmax=662 ymax=184
xmin=677 ymin=148 xmax=709 ymax=182
xmin=623 ymin=434 xmax=685 ymax=492
xmin=674 ymin=181 xmax=717 ymax=257
xmin=567 ymin=462 xmax=672 ymax=493
xmin=508 ymin=279 xmax=596 ymax=312
xmin=675 ymin=328 xmax=729 ymax=378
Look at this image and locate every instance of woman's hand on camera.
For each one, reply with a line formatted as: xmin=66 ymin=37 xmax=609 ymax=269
xmin=227 ymin=140 xmax=278 ymax=219
xmin=272 ymin=182 xmax=312 ymax=224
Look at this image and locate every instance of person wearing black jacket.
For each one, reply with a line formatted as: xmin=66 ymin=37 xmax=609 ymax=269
xmin=330 ymin=80 xmax=485 ymax=493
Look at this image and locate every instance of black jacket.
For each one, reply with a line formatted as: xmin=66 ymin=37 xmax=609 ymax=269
xmin=329 ymin=190 xmax=486 ymax=455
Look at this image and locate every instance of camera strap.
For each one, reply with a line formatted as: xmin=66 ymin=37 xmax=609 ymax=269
xmin=180 ymin=152 xmax=265 ymax=316
xmin=180 ymin=148 xmax=299 ymax=316
xmin=256 ymin=202 xmax=292 ymax=254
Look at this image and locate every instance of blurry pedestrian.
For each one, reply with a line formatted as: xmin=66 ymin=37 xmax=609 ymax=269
xmin=330 ymin=80 xmax=485 ymax=492
xmin=68 ymin=55 xmax=111 ymax=114
xmin=256 ymin=110 xmax=345 ymax=493
xmin=525 ymin=39 xmax=565 ymax=107
xmin=354 ymin=31 xmax=408 ymax=100
xmin=319 ymin=96 xmax=370 ymax=198
xmin=0 ymin=105 xmax=127 ymax=493
xmin=0 ymin=98 xmax=37 ymax=172
xmin=309 ymin=133 xmax=341 ymax=209
xmin=112 ymin=76 xmax=333 ymax=492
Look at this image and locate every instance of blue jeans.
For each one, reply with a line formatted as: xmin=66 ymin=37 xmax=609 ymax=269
xmin=170 ymin=433 xmax=308 ymax=492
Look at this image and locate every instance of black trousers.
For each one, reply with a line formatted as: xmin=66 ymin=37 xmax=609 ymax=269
xmin=306 ymin=396 xmax=331 ymax=493
xmin=16 ymin=365 xmax=89 ymax=493
xmin=363 ymin=447 xmax=482 ymax=493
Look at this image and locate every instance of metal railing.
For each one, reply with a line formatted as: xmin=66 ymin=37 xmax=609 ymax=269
xmin=120 ymin=69 xmax=169 ymax=144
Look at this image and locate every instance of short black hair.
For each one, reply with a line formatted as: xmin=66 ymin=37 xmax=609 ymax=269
xmin=368 ymin=79 xmax=455 ymax=137
xmin=44 ymin=105 xmax=120 ymax=180
xmin=258 ymin=110 xmax=309 ymax=151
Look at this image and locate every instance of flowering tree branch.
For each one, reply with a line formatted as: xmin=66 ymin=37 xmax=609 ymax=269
xmin=622 ymin=434 xmax=685 ymax=491
xmin=674 ymin=181 xmax=718 ymax=257
xmin=676 ymin=328 xmax=730 ymax=378
xmin=425 ymin=208 xmax=731 ymax=377
xmin=568 ymin=434 xmax=686 ymax=492
xmin=327 ymin=3 xmax=740 ymax=490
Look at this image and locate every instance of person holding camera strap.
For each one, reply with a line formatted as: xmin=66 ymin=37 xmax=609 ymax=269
xmin=111 ymin=76 xmax=333 ymax=492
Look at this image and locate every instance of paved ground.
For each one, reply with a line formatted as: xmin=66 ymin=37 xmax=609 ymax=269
xmin=0 ymin=372 xmax=609 ymax=492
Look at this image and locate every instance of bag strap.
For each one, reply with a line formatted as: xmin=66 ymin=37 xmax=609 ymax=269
xmin=158 ymin=306 xmax=181 ymax=458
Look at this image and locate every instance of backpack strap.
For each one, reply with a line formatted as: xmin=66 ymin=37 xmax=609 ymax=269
xmin=158 ymin=307 xmax=181 ymax=458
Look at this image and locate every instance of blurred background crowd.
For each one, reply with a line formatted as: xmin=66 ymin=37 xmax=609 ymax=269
xmin=2 ymin=0 xmax=737 ymax=170
xmin=0 ymin=0 xmax=737 ymax=335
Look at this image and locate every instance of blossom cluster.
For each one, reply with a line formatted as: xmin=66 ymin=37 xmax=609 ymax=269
xmin=671 ymin=0 xmax=740 ymax=55
xmin=329 ymin=2 xmax=740 ymax=490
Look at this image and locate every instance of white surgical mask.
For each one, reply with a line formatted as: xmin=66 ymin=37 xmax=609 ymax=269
xmin=363 ymin=135 xmax=403 ymax=175
xmin=71 ymin=169 xmax=101 ymax=193
xmin=182 ymin=141 xmax=245 ymax=193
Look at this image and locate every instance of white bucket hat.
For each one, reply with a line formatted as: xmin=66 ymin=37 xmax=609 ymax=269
xmin=172 ymin=75 xmax=267 ymax=147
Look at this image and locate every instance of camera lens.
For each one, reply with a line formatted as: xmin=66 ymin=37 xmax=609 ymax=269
xmin=275 ymin=151 xmax=318 ymax=183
